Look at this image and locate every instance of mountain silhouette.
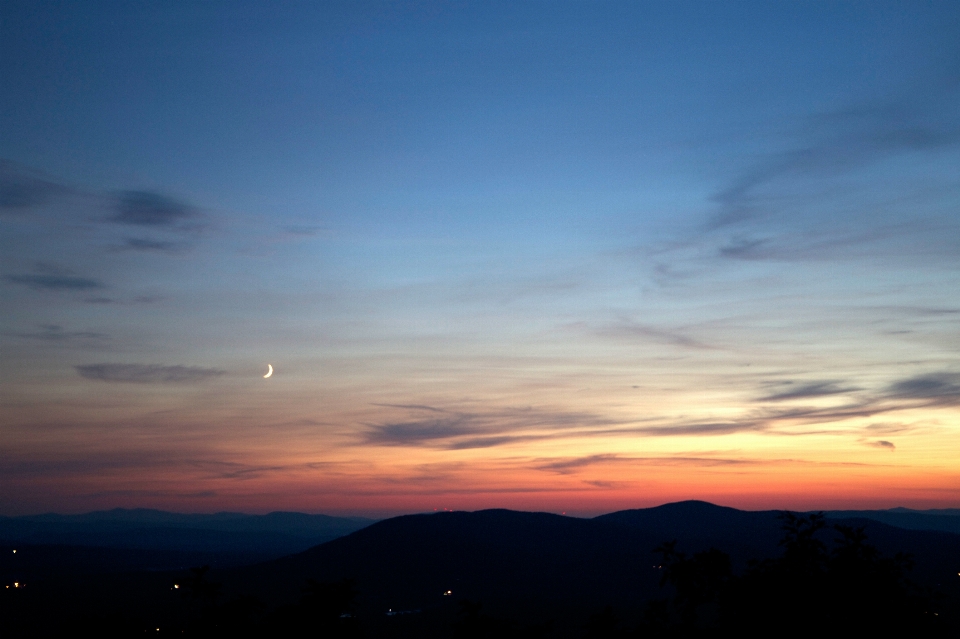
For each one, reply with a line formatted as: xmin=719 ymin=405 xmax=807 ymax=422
xmin=0 ymin=509 xmax=374 ymax=559
xmin=214 ymin=503 xmax=960 ymax=636
xmin=3 ymin=502 xmax=959 ymax=636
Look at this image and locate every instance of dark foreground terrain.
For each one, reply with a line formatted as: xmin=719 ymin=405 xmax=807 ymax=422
xmin=2 ymin=501 xmax=959 ymax=637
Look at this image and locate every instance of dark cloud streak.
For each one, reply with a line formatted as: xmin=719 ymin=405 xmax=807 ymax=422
xmin=596 ymin=321 xmax=716 ymax=350
xmin=759 ymin=381 xmax=859 ymax=402
xmin=711 ymin=82 xmax=960 ymax=230
xmin=4 ymin=273 xmax=104 ymax=290
xmin=885 ymin=373 xmax=960 ymax=405
xmin=0 ymin=161 xmax=67 ymax=211
xmin=76 ymin=363 xmax=225 ymax=384
xmin=111 ymin=191 xmax=197 ymax=227
xmin=120 ymin=237 xmax=185 ymax=253
xmin=362 ymin=369 xmax=960 ymax=450
xmin=8 ymin=324 xmax=108 ymax=342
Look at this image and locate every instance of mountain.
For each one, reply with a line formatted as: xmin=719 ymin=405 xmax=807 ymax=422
xmin=0 ymin=509 xmax=375 ymax=561
xmin=4 ymin=502 xmax=959 ymax=636
xmin=221 ymin=509 xmax=666 ymax=636
xmin=823 ymin=507 xmax=960 ymax=535
xmin=213 ymin=503 xmax=960 ymax=636
xmin=594 ymin=500 xmax=785 ymax=564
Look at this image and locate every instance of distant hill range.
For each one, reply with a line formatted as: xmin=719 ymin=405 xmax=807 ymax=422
xmin=2 ymin=502 xmax=957 ymax=561
xmin=3 ymin=501 xmax=959 ymax=636
xmin=0 ymin=509 xmax=375 ymax=567
xmin=227 ymin=501 xmax=960 ymax=610
xmin=821 ymin=506 xmax=960 ymax=534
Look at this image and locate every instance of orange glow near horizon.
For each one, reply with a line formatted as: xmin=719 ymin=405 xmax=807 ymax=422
xmin=3 ymin=373 xmax=958 ymax=516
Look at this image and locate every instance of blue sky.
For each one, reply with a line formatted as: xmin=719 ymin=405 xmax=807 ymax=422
xmin=2 ymin=1 xmax=959 ymax=515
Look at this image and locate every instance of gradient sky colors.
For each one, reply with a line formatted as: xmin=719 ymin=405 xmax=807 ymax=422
xmin=2 ymin=1 xmax=960 ymax=516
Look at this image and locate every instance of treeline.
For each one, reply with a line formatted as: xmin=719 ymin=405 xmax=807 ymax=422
xmin=629 ymin=512 xmax=944 ymax=637
xmin=450 ymin=514 xmax=948 ymax=637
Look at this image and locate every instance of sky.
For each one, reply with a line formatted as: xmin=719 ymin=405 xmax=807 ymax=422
xmin=2 ymin=1 xmax=960 ymax=517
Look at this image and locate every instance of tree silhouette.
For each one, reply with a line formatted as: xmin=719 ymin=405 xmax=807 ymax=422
xmin=644 ymin=513 xmax=946 ymax=638
xmin=650 ymin=540 xmax=732 ymax=630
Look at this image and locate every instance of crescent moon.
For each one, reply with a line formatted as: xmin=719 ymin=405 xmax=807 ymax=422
xmin=263 ymin=364 xmax=273 ymax=379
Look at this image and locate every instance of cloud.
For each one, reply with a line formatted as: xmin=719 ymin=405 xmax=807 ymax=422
xmin=759 ymin=381 xmax=859 ymax=402
xmin=4 ymin=273 xmax=104 ymax=291
xmin=711 ymin=85 xmax=960 ymax=230
xmin=7 ymin=324 xmax=108 ymax=342
xmin=0 ymin=161 xmax=66 ymax=211
xmin=82 ymin=489 xmax=218 ymax=500
xmin=371 ymin=402 xmax=449 ymax=413
xmin=448 ymin=436 xmax=522 ymax=450
xmin=3 ymin=263 xmax=105 ymax=291
xmin=187 ymin=460 xmax=292 ymax=480
xmin=534 ymin=454 xmax=621 ymax=473
xmin=870 ymin=440 xmax=896 ymax=450
xmin=685 ymin=73 xmax=960 ymax=271
xmin=718 ymin=237 xmax=770 ymax=258
xmin=583 ymin=480 xmax=619 ymax=489
xmin=77 ymin=294 xmax=165 ymax=305
xmin=119 ymin=237 xmax=185 ymax=253
xmin=75 ymin=363 xmax=225 ymax=383
xmin=532 ymin=453 xmax=832 ymax=475
xmin=863 ymin=422 xmax=912 ymax=435
xmin=363 ymin=402 xmax=851 ymax=450
xmin=363 ymin=405 xmax=622 ymax=449
xmin=111 ymin=191 xmax=197 ymax=227
xmin=596 ymin=321 xmax=716 ymax=350
xmin=366 ymin=415 xmax=480 ymax=445
xmin=283 ymin=225 xmax=329 ymax=237
xmin=884 ymin=372 xmax=960 ymax=405
xmin=0 ymin=452 xmax=170 ymax=477
xmin=628 ymin=421 xmax=766 ymax=437
xmin=363 ymin=370 xmax=960 ymax=451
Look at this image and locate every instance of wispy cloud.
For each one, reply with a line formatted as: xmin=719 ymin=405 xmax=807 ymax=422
xmin=283 ymin=225 xmax=329 ymax=237
xmin=75 ymin=363 xmax=225 ymax=383
xmin=863 ymin=422 xmax=913 ymax=436
xmin=78 ymin=488 xmax=218 ymax=500
xmin=371 ymin=402 xmax=449 ymax=413
xmin=363 ymin=369 xmax=960 ymax=450
xmin=759 ymin=381 xmax=859 ymax=402
xmin=363 ymin=405 xmax=623 ymax=449
xmin=187 ymin=459 xmax=292 ymax=480
xmin=711 ymin=79 xmax=960 ymax=230
xmin=118 ymin=237 xmax=186 ymax=253
xmin=533 ymin=453 xmax=622 ymax=474
xmin=7 ymin=324 xmax=108 ymax=342
xmin=662 ymin=74 xmax=960 ymax=273
xmin=0 ymin=161 xmax=67 ymax=211
xmin=4 ymin=262 xmax=106 ymax=291
xmin=111 ymin=191 xmax=198 ymax=227
xmin=4 ymin=273 xmax=103 ymax=291
xmin=531 ymin=452 xmax=874 ymax=475
xmin=595 ymin=321 xmax=716 ymax=350
xmin=365 ymin=415 xmax=480 ymax=445
xmin=884 ymin=372 xmax=960 ymax=405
